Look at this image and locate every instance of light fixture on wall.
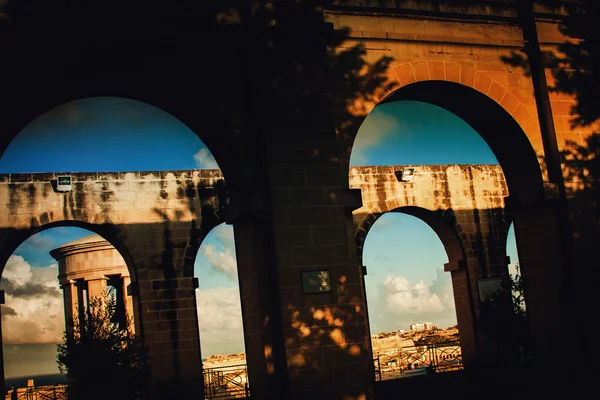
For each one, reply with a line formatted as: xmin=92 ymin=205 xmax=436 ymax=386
xmin=56 ymin=175 xmax=72 ymax=192
xmin=394 ymin=168 xmax=415 ymax=182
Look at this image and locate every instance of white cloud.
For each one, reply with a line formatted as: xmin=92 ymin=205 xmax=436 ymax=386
xmin=350 ymin=107 xmax=402 ymax=165
xmin=198 ymin=224 xmax=238 ymax=281
xmin=1 ymin=255 xmax=64 ymax=344
xmin=428 ymin=267 xmax=456 ymax=311
xmin=25 ymin=233 xmax=55 ymax=250
xmin=2 ymin=255 xmax=33 ymax=287
xmin=382 ymin=275 xmax=445 ymax=314
xmin=201 ymin=244 xmax=237 ymax=281
xmin=214 ymin=224 xmax=235 ymax=243
xmin=194 ymin=148 xmax=219 ymax=169
xmin=196 ymin=287 xmax=245 ymax=356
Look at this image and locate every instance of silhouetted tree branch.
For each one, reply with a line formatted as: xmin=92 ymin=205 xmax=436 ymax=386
xmin=558 ymin=133 xmax=599 ymax=220
xmin=502 ymin=0 xmax=600 ymax=128
xmin=478 ymin=271 xmax=531 ymax=362
xmin=57 ymin=290 xmax=145 ymax=400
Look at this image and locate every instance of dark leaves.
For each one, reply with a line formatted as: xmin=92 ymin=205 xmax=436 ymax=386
xmin=57 ymin=290 xmax=145 ymax=400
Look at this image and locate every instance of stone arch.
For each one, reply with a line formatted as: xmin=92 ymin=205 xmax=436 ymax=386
xmin=342 ymin=61 xmax=538 ymax=147
xmin=388 ymin=61 xmax=535 ymax=132
xmin=0 ymin=218 xmax=142 ymax=284
xmin=355 ymin=203 xmax=482 ymax=366
xmin=342 ymin=71 xmax=545 ymax=210
xmin=355 ymin=205 xmax=471 ymax=268
xmin=0 ymin=219 xmax=151 ymax=388
xmin=181 ymin=216 xmax=225 ymax=279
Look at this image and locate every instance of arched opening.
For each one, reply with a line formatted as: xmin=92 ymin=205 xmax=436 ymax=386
xmin=0 ymin=224 xmax=136 ymax=389
xmin=505 ymin=222 xmax=531 ymax=361
xmin=373 ymin=85 xmax=563 ymax=366
xmin=377 ymin=81 xmax=544 ymax=198
xmin=0 ymin=96 xmax=234 ymax=396
xmin=363 ymin=211 xmax=464 ymax=380
xmin=0 ymin=97 xmax=221 ymax=173
xmin=194 ymin=222 xmax=248 ymax=397
xmin=507 ymin=223 xmax=522 ymax=290
xmin=348 ymin=84 xmax=543 ymax=375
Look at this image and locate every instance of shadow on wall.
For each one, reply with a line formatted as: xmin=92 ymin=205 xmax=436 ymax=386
xmin=148 ymin=178 xmax=225 ymax=396
xmin=556 ymin=133 xmax=600 ymax=282
xmin=501 ymin=0 xmax=600 ymax=127
xmin=1 ymin=1 xmax=399 ymax=399
xmin=560 ymin=134 xmax=599 ymax=206
xmin=283 ymin=282 xmax=370 ymax=383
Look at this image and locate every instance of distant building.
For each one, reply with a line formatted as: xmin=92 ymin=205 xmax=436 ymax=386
xmin=409 ymin=322 xmax=437 ymax=331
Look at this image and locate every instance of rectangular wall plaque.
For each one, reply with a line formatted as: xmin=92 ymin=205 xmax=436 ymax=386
xmin=302 ymin=270 xmax=332 ymax=294
xmin=477 ymin=277 xmax=504 ymax=302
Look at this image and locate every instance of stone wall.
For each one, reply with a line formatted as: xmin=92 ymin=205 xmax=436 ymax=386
xmin=1 ymin=1 xmax=598 ymax=398
xmin=0 ymin=169 xmax=223 ymax=229
xmin=350 ymin=164 xmax=512 ymax=367
xmin=0 ymin=169 xmax=225 ymax=398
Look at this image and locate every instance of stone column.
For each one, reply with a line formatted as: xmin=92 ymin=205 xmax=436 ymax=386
xmin=445 ymin=260 xmax=479 ymax=368
xmin=508 ymin=196 xmax=568 ymax=368
xmin=231 ymin=210 xmax=289 ymax=400
xmin=0 ymin=290 xmax=5 ymax=392
xmin=250 ymin=9 xmax=376 ymax=392
xmin=86 ymin=276 xmax=108 ymax=301
xmin=61 ymin=280 xmax=78 ymax=335
xmin=126 ymin=222 xmax=204 ymax=400
xmin=123 ymin=275 xmax=135 ymax=330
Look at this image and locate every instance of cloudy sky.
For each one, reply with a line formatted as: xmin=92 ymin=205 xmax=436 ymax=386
xmin=0 ymin=97 xmax=519 ymax=379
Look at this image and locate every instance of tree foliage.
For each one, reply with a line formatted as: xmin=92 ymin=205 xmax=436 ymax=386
xmin=501 ymin=0 xmax=600 ymax=127
xmin=57 ymin=290 xmax=145 ymax=400
xmin=478 ymin=268 xmax=531 ymax=361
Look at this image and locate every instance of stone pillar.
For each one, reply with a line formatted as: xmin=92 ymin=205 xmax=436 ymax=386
xmin=509 ymin=196 xmax=568 ymax=368
xmin=137 ymin=275 xmax=204 ymax=400
xmin=76 ymin=280 xmax=86 ymax=331
xmin=86 ymin=276 xmax=108 ymax=300
xmin=445 ymin=260 xmax=478 ymax=368
xmin=232 ymin=212 xmax=289 ymax=400
xmin=123 ymin=275 xmax=135 ymax=330
xmin=0 ymin=290 xmax=5 ymax=392
xmin=61 ymin=280 xmax=78 ymax=335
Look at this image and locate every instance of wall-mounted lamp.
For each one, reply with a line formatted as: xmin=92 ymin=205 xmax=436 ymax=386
xmin=56 ymin=175 xmax=73 ymax=192
xmin=394 ymin=168 xmax=415 ymax=182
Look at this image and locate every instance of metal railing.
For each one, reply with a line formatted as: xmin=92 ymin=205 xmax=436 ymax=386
xmin=203 ymin=363 xmax=250 ymax=399
xmin=373 ymin=341 xmax=463 ymax=381
xmin=5 ymin=384 xmax=68 ymax=400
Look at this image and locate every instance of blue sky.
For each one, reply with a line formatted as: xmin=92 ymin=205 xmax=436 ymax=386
xmin=0 ymin=97 xmax=217 ymax=173
xmin=349 ymin=101 xmax=499 ymax=166
xmin=0 ymin=97 xmax=519 ymax=378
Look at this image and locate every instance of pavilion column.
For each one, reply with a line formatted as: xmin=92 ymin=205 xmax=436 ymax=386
xmin=61 ymin=280 xmax=79 ymax=336
xmin=86 ymin=276 xmax=108 ymax=300
xmin=0 ymin=290 xmax=5 ymax=392
xmin=122 ymin=275 xmax=135 ymax=329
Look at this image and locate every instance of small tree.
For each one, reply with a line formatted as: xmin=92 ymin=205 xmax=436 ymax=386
xmin=57 ymin=290 xmax=146 ymax=400
xmin=510 ymin=264 xmax=527 ymax=317
xmin=478 ymin=267 xmax=531 ymax=362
